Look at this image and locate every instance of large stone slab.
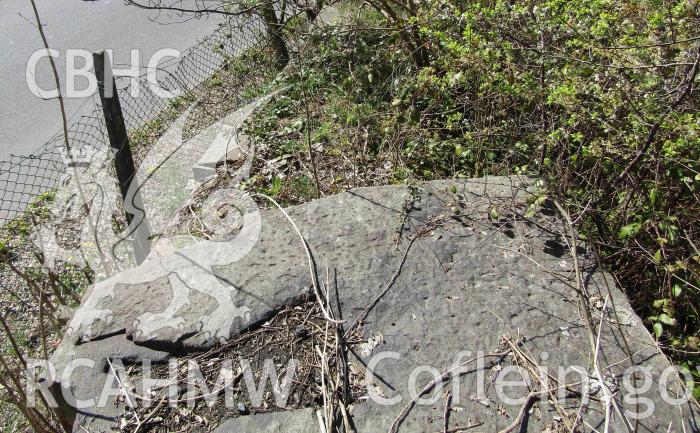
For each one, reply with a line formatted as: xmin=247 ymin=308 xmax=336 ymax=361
xmin=48 ymin=177 xmax=699 ymax=432
xmin=211 ymin=408 xmax=319 ymax=433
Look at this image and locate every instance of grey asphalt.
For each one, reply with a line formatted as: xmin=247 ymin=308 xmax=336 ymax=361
xmin=0 ymin=0 xmax=224 ymax=160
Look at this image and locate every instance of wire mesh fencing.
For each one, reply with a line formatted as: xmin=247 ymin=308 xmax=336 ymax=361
xmin=0 ymin=16 xmax=269 ymax=223
xmin=0 ymin=13 xmax=287 ymax=432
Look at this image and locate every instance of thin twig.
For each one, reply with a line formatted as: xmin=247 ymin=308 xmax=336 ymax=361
xmin=496 ymin=392 xmax=538 ymax=433
xmin=389 ymin=351 xmax=510 ymax=433
xmin=344 ymin=233 xmax=418 ymax=338
xmin=27 ymin=0 xmax=109 ymax=276
xmin=105 ymin=358 xmax=141 ymax=427
xmin=0 ymin=312 xmax=27 ymax=368
xmin=255 ymin=193 xmax=343 ymax=324
xmin=443 ymin=390 xmax=453 ymax=433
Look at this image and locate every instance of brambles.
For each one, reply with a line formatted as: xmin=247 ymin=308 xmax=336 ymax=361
xmin=245 ymin=0 xmax=700 ymax=394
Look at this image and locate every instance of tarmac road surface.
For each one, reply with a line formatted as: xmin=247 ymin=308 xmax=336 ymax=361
xmin=0 ymin=0 xmax=223 ymax=160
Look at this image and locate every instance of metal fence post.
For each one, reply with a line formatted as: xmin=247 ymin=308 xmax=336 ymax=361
xmin=93 ymin=50 xmax=151 ymax=264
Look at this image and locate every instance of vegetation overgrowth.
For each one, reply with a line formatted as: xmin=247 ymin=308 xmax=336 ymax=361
xmin=245 ymin=0 xmax=700 ymax=393
xmin=0 ymin=35 xmax=280 ymax=432
xmin=1 ymin=1 xmax=698 ymax=430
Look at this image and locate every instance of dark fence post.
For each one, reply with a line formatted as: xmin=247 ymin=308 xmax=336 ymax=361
xmin=93 ymin=50 xmax=151 ymax=264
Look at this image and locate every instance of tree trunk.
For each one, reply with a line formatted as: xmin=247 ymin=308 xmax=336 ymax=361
xmin=306 ymin=0 xmax=324 ymax=21
xmin=259 ymin=6 xmax=289 ymax=68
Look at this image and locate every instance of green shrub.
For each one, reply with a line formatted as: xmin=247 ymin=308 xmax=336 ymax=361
xmin=246 ymin=0 xmax=700 ymax=391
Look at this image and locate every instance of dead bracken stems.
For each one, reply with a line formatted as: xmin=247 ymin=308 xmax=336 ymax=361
xmin=115 ymin=194 xmax=358 ymax=433
xmin=552 ymin=200 xmax=596 ymax=346
xmin=255 ymin=192 xmax=343 ymax=325
xmin=246 ymin=193 xmax=357 ymax=432
xmin=117 ymin=301 xmax=364 ymax=432
xmin=554 ymin=200 xmax=635 ymax=432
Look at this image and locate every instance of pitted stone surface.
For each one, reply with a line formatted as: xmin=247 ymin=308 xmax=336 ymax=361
xmin=65 ymin=189 xmax=262 ymax=348
xmin=50 ymin=177 xmax=698 ymax=432
xmin=211 ymin=408 xmax=319 ymax=433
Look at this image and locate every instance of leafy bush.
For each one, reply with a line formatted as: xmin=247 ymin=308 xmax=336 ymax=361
xmin=406 ymin=0 xmax=700 ymax=377
xmin=247 ymin=0 xmax=699 ymax=389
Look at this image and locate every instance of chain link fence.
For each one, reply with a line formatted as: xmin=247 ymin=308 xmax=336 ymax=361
xmin=0 ymin=15 xmax=269 ymax=223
